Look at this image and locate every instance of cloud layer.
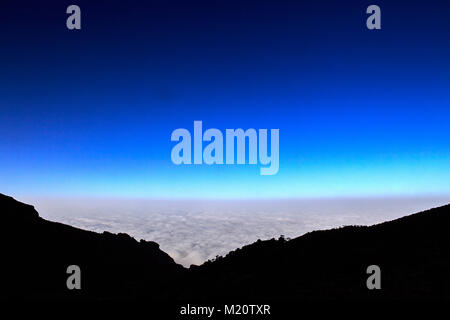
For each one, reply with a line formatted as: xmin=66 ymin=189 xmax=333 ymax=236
xmin=22 ymin=196 xmax=450 ymax=267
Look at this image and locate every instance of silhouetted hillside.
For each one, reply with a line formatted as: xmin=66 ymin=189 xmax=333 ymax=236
xmin=187 ymin=203 xmax=450 ymax=300
xmin=0 ymin=194 xmax=184 ymax=300
xmin=1 ymin=193 xmax=450 ymax=301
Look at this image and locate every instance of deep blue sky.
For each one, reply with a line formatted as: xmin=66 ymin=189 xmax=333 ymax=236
xmin=0 ymin=0 xmax=449 ymax=198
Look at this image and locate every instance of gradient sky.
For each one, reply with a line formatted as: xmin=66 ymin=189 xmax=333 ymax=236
xmin=1 ymin=0 xmax=449 ymax=198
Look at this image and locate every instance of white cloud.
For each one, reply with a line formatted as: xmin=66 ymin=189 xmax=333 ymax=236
xmin=20 ymin=196 xmax=450 ymax=267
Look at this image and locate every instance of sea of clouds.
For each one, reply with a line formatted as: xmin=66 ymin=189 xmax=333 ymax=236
xmin=21 ymin=196 xmax=450 ymax=267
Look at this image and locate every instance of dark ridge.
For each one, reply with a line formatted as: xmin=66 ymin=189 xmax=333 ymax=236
xmin=187 ymin=203 xmax=450 ymax=300
xmin=1 ymin=193 xmax=450 ymax=301
xmin=0 ymin=193 xmax=185 ymax=300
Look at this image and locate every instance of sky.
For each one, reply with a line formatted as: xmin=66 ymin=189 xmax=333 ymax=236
xmin=1 ymin=0 xmax=450 ymax=199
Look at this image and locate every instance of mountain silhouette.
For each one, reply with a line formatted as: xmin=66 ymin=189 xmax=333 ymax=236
xmin=0 ymin=193 xmax=184 ymax=300
xmin=187 ymin=203 xmax=450 ymax=301
xmin=1 ymin=193 xmax=450 ymax=301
